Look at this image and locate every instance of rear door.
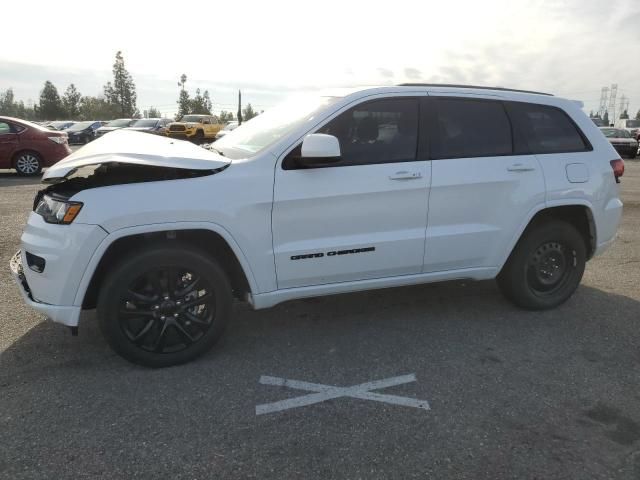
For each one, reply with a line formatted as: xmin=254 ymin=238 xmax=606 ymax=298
xmin=272 ymin=96 xmax=431 ymax=289
xmin=0 ymin=121 xmax=19 ymax=168
xmin=423 ymin=95 xmax=546 ymax=272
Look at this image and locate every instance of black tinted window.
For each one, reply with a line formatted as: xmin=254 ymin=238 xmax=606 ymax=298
xmin=432 ymin=98 xmax=512 ymax=159
xmin=506 ymin=102 xmax=589 ymax=154
xmin=316 ymin=98 xmax=419 ymax=166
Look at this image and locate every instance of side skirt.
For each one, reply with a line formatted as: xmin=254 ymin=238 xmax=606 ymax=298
xmin=247 ymin=267 xmax=498 ymax=310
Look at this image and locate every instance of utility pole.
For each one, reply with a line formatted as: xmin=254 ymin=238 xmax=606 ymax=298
xmin=608 ymin=84 xmax=618 ymax=124
xmin=237 ymin=90 xmax=243 ymax=125
xmin=598 ymin=86 xmax=609 ymax=118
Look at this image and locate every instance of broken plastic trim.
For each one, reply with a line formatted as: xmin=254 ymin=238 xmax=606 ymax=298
xmin=34 ymin=162 xmax=228 ymax=209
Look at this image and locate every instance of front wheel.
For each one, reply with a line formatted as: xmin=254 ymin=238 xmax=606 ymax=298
xmin=97 ymin=244 xmax=233 ymax=367
xmin=497 ymin=220 xmax=586 ymax=310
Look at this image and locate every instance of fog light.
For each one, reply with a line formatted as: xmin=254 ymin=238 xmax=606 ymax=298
xmin=25 ymin=251 xmax=46 ymax=273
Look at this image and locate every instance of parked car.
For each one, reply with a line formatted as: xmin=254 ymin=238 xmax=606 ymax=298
xmin=46 ymin=121 xmax=75 ymax=131
xmin=126 ymin=118 xmax=172 ymax=135
xmin=600 ymin=127 xmax=638 ymax=158
xmin=10 ymin=85 xmax=624 ymax=367
xmin=95 ymin=119 xmax=135 ymax=138
xmin=66 ymin=121 xmax=102 ymax=144
xmin=167 ymin=114 xmax=223 ymax=142
xmin=214 ymin=121 xmax=239 ymax=140
xmin=614 ymin=118 xmax=640 ymax=137
xmin=0 ymin=116 xmax=71 ymax=175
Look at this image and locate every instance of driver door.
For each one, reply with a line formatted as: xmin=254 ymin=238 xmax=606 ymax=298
xmin=271 ymin=96 xmax=431 ymax=289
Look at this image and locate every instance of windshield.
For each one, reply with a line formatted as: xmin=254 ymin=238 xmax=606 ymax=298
xmin=602 ymin=128 xmax=629 ymax=138
xmin=624 ymin=120 xmax=640 ymax=128
xmin=106 ymin=119 xmax=132 ymax=127
xmin=67 ymin=121 xmax=94 ymax=131
xmin=214 ymin=96 xmax=341 ymax=158
xmin=180 ymin=115 xmax=205 ymax=123
xmin=131 ymin=119 xmax=159 ymax=128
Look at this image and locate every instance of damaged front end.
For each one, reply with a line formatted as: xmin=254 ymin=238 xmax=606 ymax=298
xmin=37 ymin=128 xmax=231 ymax=204
xmin=35 ymin=162 xmax=227 ymax=209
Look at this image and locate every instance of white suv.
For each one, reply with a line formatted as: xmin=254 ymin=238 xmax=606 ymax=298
xmin=10 ymin=85 xmax=625 ymax=367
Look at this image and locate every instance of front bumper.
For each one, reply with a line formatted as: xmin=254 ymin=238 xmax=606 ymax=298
xmin=10 ymin=214 xmax=109 ymax=327
xmin=10 ymin=250 xmax=82 ymax=326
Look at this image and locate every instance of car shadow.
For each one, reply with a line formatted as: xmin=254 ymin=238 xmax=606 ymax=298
xmin=1 ymin=281 xmax=639 ymax=375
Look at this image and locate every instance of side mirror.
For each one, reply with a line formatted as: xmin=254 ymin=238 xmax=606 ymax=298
xmin=298 ymin=134 xmax=341 ymax=167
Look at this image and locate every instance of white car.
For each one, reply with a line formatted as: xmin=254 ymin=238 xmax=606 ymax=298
xmin=10 ymin=84 xmax=624 ymax=367
xmin=214 ymin=121 xmax=239 ymax=140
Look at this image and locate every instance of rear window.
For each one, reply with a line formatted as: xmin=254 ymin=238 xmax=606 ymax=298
xmin=506 ymin=102 xmax=589 ymax=154
xmin=432 ymin=98 xmax=512 ymax=159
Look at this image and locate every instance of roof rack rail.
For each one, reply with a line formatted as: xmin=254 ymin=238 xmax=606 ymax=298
xmin=397 ymin=83 xmax=553 ymax=96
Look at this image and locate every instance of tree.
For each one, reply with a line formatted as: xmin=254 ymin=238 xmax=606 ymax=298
xmin=636 ymin=109 xmax=640 ymax=120
xmin=176 ymin=74 xmax=190 ymax=119
xmin=78 ymin=96 xmax=120 ymax=120
xmin=203 ymin=90 xmax=212 ymax=114
xmin=603 ymin=110 xmax=609 ymax=125
xmin=0 ymin=88 xmax=16 ymax=116
xmin=190 ymin=88 xmax=212 ymax=115
xmin=242 ymin=103 xmax=258 ymax=121
xmin=147 ymin=106 xmax=161 ymax=118
xmin=39 ymin=81 xmax=63 ymax=120
xmin=589 ymin=110 xmax=594 ymax=118
xmin=620 ymin=110 xmax=629 ymax=120
xmin=103 ymin=51 xmax=138 ymax=117
xmin=62 ymin=84 xmax=82 ymax=119
xmin=218 ymin=111 xmax=234 ymax=123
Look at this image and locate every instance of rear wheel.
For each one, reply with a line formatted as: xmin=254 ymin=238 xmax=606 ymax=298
xmin=97 ymin=245 xmax=233 ymax=367
xmin=14 ymin=151 xmax=42 ymax=176
xmin=497 ymin=220 xmax=586 ymax=310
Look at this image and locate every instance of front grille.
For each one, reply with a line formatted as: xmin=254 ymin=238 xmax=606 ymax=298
xmin=169 ymin=125 xmax=186 ymax=132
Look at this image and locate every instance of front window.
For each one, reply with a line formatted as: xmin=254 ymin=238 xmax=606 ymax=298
xmin=214 ymin=95 xmax=341 ymax=158
xmin=624 ymin=120 xmax=640 ymax=128
xmin=131 ymin=119 xmax=158 ymax=128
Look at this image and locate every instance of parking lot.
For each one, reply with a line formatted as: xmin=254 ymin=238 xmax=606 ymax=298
xmin=0 ymin=162 xmax=639 ymax=479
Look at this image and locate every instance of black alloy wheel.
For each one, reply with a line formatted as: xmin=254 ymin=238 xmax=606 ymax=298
xmin=98 ymin=245 xmax=232 ymax=367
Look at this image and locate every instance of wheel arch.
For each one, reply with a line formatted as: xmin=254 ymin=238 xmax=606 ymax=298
xmin=11 ymin=149 xmax=42 ymax=168
xmin=499 ymin=202 xmax=597 ymax=271
xmin=76 ymin=224 xmax=258 ymax=309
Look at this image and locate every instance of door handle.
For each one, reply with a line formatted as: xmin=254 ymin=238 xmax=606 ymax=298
xmin=389 ymin=171 xmax=422 ymax=180
xmin=507 ymin=163 xmax=535 ymax=172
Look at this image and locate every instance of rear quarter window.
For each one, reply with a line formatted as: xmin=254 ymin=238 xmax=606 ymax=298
xmin=506 ymin=102 xmax=590 ymax=154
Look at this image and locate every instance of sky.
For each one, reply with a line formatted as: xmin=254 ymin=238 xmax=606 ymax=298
xmin=2 ymin=0 xmax=640 ymax=118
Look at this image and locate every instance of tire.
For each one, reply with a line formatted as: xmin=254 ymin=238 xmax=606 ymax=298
xmin=627 ymin=151 xmax=636 ymax=159
xmin=497 ymin=220 xmax=586 ymax=310
xmin=14 ymin=151 xmax=42 ymax=176
xmin=97 ymin=244 xmax=233 ymax=367
xmin=193 ymin=130 xmax=204 ymax=144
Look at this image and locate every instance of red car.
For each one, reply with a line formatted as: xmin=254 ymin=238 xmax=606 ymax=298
xmin=0 ymin=116 xmax=72 ymax=175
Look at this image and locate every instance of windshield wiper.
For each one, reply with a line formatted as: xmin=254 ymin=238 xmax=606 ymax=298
xmin=211 ymin=147 xmax=225 ymax=157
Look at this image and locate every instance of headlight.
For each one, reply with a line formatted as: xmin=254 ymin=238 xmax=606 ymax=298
xmin=186 ymin=123 xmax=195 ymax=129
xmin=35 ymin=195 xmax=83 ymax=224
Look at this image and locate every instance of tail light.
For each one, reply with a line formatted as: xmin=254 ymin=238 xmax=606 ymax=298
xmin=610 ymin=158 xmax=624 ymax=183
xmin=48 ymin=136 xmax=68 ymax=145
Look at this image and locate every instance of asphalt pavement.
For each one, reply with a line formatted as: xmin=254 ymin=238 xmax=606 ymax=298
xmin=0 ymin=163 xmax=639 ymax=479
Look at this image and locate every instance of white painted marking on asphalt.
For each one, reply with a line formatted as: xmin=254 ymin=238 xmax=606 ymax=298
xmin=256 ymin=374 xmax=430 ymax=415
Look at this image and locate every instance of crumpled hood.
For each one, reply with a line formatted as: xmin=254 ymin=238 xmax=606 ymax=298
xmin=43 ymin=129 xmax=230 ymax=182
